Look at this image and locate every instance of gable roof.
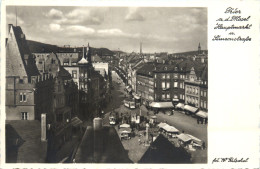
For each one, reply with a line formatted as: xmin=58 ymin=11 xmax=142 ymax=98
xmin=6 ymin=25 xmax=39 ymax=77
xmin=138 ymin=134 xmax=191 ymax=163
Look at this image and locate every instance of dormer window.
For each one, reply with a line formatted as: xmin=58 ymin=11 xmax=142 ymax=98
xmin=175 ymin=67 xmax=178 ymax=71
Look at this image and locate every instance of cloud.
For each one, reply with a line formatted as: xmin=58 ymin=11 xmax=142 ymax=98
xmin=66 ymin=25 xmax=95 ymax=35
xmin=97 ymin=29 xmax=123 ymax=35
xmin=6 ymin=13 xmax=24 ymax=25
xmin=125 ymin=7 xmax=145 ymax=21
xmin=49 ymin=23 xmax=62 ymax=31
xmin=65 ymin=8 xmax=104 ymax=25
xmin=45 ymin=8 xmax=63 ymax=19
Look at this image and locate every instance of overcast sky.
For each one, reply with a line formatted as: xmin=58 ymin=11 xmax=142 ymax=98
xmin=7 ymin=6 xmax=207 ymax=53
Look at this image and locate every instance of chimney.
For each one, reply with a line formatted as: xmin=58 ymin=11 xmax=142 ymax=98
xmin=8 ymin=24 xmax=12 ymax=33
xmin=41 ymin=113 xmax=47 ymax=141
xmin=93 ymin=118 xmax=103 ymax=162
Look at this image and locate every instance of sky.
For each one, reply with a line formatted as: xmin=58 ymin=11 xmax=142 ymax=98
xmin=6 ymin=6 xmax=207 ymax=53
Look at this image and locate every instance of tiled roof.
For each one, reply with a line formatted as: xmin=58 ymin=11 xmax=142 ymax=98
xmin=6 ymin=120 xmax=47 ymax=163
xmin=138 ymin=134 xmax=191 ymax=163
xmin=6 ymin=25 xmax=39 ymax=77
xmin=91 ymin=54 xmax=103 ymax=62
xmin=136 ymin=63 xmax=155 ymax=77
xmin=74 ymin=126 xmax=132 ymax=163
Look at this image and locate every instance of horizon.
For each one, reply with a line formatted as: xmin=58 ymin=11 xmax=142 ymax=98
xmin=7 ymin=6 xmax=207 ymax=53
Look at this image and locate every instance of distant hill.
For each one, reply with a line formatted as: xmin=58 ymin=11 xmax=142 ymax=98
xmin=27 ymin=40 xmax=59 ymax=53
xmin=27 ymin=40 xmax=115 ymax=56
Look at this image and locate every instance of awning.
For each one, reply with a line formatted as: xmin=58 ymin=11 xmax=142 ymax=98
xmin=172 ymin=98 xmax=179 ymax=102
xmin=134 ymin=95 xmax=141 ymax=99
xmin=186 ymin=134 xmax=202 ymax=144
xmin=176 ymin=103 xmax=184 ymax=109
xmin=196 ymin=111 xmax=208 ymax=118
xmin=162 ymin=125 xmax=179 ymax=133
xmin=119 ymin=128 xmax=131 ymax=133
xmin=120 ymin=123 xmax=130 ymax=128
xmin=177 ymin=134 xmax=192 ymax=142
xmin=158 ymin=122 xmax=168 ymax=128
xmin=150 ymin=102 xmax=174 ymax=108
xmin=71 ymin=116 xmax=83 ymax=127
xmin=184 ymin=105 xmax=198 ymax=113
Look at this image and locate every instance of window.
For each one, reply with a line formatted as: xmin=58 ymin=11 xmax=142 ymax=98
xmin=192 ymin=88 xmax=195 ymax=93
xmin=81 ymin=73 xmax=84 ymax=77
xmin=174 ymin=82 xmax=178 ymax=88
xmin=162 ymin=82 xmax=165 ymax=88
xmin=72 ymin=70 xmax=77 ymax=79
xmin=201 ymin=91 xmax=203 ymax=96
xmin=204 ymin=101 xmax=207 ymax=108
xmin=19 ymin=79 xmax=24 ymax=83
xmin=51 ymin=59 xmax=56 ymax=64
xmin=201 ymin=101 xmax=203 ymax=107
xmin=205 ymin=81 xmax=207 ymax=85
xmin=85 ymin=84 xmax=88 ymax=89
xmin=180 ymin=83 xmax=183 ymax=89
xmin=166 ymin=82 xmax=170 ymax=88
xmin=80 ymin=83 xmax=84 ymax=89
xmin=154 ymin=74 xmax=157 ymax=79
xmin=174 ymin=95 xmax=178 ymax=99
xmin=21 ymin=112 xmax=28 ymax=120
xmin=166 ymin=74 xmax=170 ymax=79
xmin=85 ymin=73 xmax=88 ymax=78
xmin=196 ymin=88 xmax=198 ymax=95
xmin=63 ymin=62 xmax=69 ymax=66
xmin=39 ymin=61 xmax=43 ymax=64
xmin=155 ymin=83 xmax=157 ymax=88
xmin=162 ymin=74 xmax=165 ymax=79
xmin=180 ymin=94 xmax=182 ymax=99
xmin=19 ymin=93 xmax=27 ymax=102
xmin=183 ymin=95 xmax=185 ymax=100
xmin=166 ymin=93 xmax=170 ymax=99
xmin=174 ymin=74 xmax=178 ymax=78
xmin=162 ymin=94 xmax=165 ymax=99
xmin=72 ymin=62 xmax=77 ymax=65
xmin=204 ymin=91 xmax=207 ymax=97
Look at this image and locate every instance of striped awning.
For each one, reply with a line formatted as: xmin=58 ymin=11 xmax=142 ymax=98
xmin=150 ymin=102 xmax=174 ymax=108
xmin=184 ymin=105 xmax=198 ymax=113
xmin=176 ymin=103 xmax=184 ymax=109
xmin=196 ymin=111 xmax=208 ymax=118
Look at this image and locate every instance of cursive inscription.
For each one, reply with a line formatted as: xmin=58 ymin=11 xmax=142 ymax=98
xmin=212 ymin=7 xmax=252 ymax=43
xmin=212 ymin=157 xmax=249 ymax=164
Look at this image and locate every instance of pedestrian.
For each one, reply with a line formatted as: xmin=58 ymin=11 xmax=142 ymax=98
xmin=138 ymin=138 xmax=141 ymax=145
xmin=202 ymin=141 xmax=205 ymax=150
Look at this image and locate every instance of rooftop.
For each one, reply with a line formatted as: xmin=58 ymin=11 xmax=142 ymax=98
xmin=6 ymin=120 xmax=47 ymax=163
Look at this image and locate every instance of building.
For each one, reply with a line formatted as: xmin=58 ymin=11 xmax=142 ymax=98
xmin=136 ymin=63 xmax=155 ymax=104
xmin=5 ymin=24 xmax=55 ymax=120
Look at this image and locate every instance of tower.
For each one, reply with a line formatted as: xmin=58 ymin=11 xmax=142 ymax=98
xmin=198 ymin=43 xmax=201 ymax=55
xmin=140 ymin=42 xmax=142 ymax=55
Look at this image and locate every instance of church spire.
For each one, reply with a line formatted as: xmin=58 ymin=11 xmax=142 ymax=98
xmin=198 ymin=42 xmax=201 ymax=54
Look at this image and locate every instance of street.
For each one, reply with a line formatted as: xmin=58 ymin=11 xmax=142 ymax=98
xmin=102 ymin=70 xmax=207 ymax=163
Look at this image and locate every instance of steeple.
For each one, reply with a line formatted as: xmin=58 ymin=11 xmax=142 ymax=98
xmin=140 ymin=42 xmax=142 ymax=55
xmin=198 ymin=43 xmax=201 ymax=54
xmin=86 ymin=42 xmax=92 ymax=63
xmin=78 ymin=45 xmax=88 ymax=64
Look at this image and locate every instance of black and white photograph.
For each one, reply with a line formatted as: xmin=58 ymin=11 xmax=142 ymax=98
xmin=4 ymin=6 xmax=208 ymax=164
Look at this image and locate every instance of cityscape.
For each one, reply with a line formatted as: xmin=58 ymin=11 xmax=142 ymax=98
xmin=5 ymin=7 xmax=208 ymax=163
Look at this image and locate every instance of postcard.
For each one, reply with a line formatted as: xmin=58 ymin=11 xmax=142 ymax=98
xmin=1 ymin=0 xmax=259 ymax=169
